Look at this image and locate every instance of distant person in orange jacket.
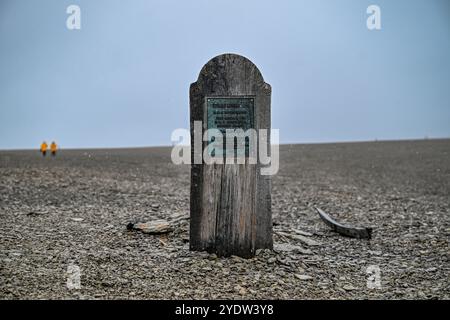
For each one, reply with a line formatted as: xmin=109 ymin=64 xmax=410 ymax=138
xmin=50 ymin=141 xmax=57 ymax=156
xmin=40 ymin=141 xmax=48 ymax=157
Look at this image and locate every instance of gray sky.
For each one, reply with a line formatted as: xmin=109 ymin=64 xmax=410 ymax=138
xmin=0 ymin=0 xmax=449 ymax=149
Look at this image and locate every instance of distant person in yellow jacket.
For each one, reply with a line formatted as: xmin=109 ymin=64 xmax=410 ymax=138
xmin=50 ymin=141 xmax=57 ymax=156
xmin=40 ymin=141 xmax=48 ymax=157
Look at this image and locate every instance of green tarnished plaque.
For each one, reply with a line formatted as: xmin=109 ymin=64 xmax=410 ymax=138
xmin=206 ymin=97 xmax=254 ymax=157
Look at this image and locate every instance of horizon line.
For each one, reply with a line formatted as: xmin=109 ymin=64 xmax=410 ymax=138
xmin=1 ymin=137 xmax=449 ymax=152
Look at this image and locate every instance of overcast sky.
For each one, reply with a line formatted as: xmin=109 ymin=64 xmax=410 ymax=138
xmin=0 ymin=0 xmax=449 ymax=149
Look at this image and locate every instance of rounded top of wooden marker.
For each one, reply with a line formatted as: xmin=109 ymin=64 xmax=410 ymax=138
xmin=194 ymin=53 xmax=269 ymax=96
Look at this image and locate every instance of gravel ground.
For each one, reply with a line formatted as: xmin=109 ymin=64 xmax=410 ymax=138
xmin=0 ymin=140 xmax=449 ymax=299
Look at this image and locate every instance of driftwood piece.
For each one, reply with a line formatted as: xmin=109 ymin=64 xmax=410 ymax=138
xmin=127 ymin=220 xmax=174 ymax=235
xmin=315 ymin=207 xmax=372 ymax=240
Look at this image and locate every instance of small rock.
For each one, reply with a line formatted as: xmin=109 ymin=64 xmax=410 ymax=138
xmin=343 ymin=285 xmax=357 ymax=291
xmin=268 ymin=257 xmax=276 ymax=264
xmin=276 ymin=231 xmax=321 ymax=246
xmin=71 ymin=218 xmax=84 ymax=222
xmin=208 ymin=253 xmax=217 ymax=260
xmin=295 ymin=274 xmax=313 ymax=281
xmin=235 ymin=285 xmax=247 ymax=295
xmin=274 ymin=243 xmax=312 ymax=255
xmin=231 ymin=255 xmax=245 ymax=262
xmin=417 ymin=291 xmax=426 ymax=299
xmin=291 ymin=228 xmax=314 ymax=237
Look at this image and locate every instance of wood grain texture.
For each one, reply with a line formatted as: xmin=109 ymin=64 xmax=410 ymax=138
xmin=190 ymin=53 xmax=272 ymax=257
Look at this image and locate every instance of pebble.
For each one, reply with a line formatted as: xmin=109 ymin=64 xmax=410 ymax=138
xmin=268 ymin=257 xmax=277 ymax=264
xmin=343 ymin=285 xmax=357 ymax=291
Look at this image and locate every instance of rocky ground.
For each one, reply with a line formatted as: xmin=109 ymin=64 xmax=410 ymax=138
xmin=0 ymin=140 xmax=449 ymax=299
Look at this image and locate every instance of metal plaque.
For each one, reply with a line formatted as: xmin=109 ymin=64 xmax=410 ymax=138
xmin=206 ymin=97 xmax=255 ymax=157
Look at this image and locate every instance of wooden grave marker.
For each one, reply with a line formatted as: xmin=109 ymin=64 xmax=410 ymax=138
xmin=190 ymin=53 xmax=272 ymax=258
